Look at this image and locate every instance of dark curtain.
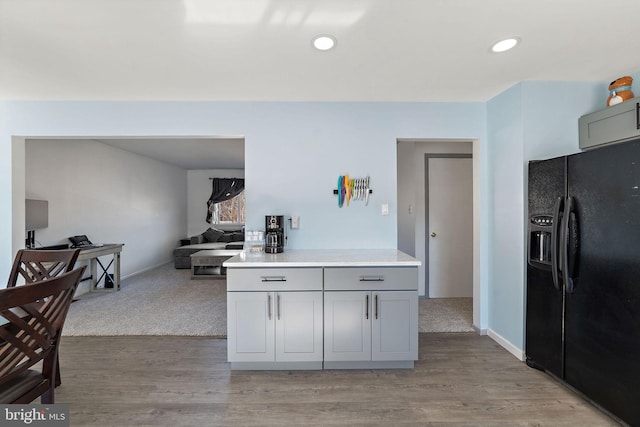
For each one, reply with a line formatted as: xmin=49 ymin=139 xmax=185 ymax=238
xmin=206 ymin=178 xmax=245 ymax=223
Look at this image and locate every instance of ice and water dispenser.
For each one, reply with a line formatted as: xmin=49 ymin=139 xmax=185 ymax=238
xmin=528 ymin=214 xmax=554 ymax=269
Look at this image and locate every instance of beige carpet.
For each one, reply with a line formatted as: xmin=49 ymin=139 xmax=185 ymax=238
xmin=419 ymin=297 xmax=474 ymax=333
xmin=63 ymin=263 xmax=474 ymax=336
xmin=63 ymin=263 xmax=227 ymax=337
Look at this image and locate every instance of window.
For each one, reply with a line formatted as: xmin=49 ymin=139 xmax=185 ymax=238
xmin=211 ymin=191 xmax=245 ymax=224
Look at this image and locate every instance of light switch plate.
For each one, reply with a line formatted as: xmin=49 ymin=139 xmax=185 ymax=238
xmin=381 ymin=203 xmax=389 ymax=216
xmin=291 ymin=216 xmax=300 ymax=229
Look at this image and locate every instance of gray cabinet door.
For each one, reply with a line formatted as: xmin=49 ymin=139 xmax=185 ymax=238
xmin=579 ymin=98 xmax=640 ymax=149
xmin=275 ymin=291 xmax=323 ymax=362
xmin=372 ymin=291 xmax=418 ymax=361
xmin=324 ymin=291 xmax=372 ymax=361
xmin=227 ymin=292 xmax=275 ymax=362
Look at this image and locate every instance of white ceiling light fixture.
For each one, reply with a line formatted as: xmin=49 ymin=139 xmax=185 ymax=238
xmin=312 ymin=35 xmax=337 ymax=51
xmin=490 ymin=37 xmax=520 ymax=53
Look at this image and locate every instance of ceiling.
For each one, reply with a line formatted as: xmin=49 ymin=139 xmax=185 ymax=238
xmin=95 ymin=137 xmax=245 ymax=170
xmin=2 ymin=0 xmax=639 ymax=103
xmin=6 ymin=1 xmax=640 ymax=168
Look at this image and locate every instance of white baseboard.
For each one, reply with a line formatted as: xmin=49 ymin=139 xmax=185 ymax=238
xmin=122 ymin=259 xmax=173 ymax=281
xmin=473 ymin=325 xmax=488 ymax=335
xmin=74 ymin=259 xmax=173 ymax=296
xmin=487 ymin=328 xmax=525 ymax=361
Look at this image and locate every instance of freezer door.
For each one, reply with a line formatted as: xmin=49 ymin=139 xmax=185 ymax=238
xmin=525 ymin=156 xmax=566 ymax=378
xmin=565 ymin=137 xmax=640 ymax=426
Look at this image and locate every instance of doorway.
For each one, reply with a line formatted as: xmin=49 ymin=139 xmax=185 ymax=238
xmin=396 ymin=139 xmax=476 ymax=333
xmin=14 ymin=136 xmax=245 ymax=289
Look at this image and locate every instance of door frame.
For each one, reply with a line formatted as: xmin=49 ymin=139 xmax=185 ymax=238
xmin=396 ymin=138 xmax=486 ymax=334
xmin=424 ymin=153 xmax=472 ymax=298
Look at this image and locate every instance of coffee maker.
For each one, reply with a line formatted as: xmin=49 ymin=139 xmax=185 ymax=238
xmin=265 ymin=215 xmax=285 ymax=254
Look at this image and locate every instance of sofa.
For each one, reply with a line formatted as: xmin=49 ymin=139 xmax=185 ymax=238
xmin=174 ymin=225 xmax=244 ymax=269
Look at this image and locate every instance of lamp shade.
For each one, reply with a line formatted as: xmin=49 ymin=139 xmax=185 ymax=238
xmin=25 ymin=199 xmax=48 ymax=231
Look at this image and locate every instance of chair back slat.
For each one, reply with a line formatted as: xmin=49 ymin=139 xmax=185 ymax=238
xmin=0 ymin=313 xmax=49 ymax=354
xmin=7 ymin=249 xmax=81 ymax=288
xmin=0 ymin=268 xmax=84 ymax=387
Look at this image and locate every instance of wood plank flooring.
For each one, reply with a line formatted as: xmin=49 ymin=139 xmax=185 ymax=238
xmin=55 ymin=333 xmax=619 ymax=426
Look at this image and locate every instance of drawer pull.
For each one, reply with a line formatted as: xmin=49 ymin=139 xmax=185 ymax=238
xmin=261 ymin=276 xmax=287 ymax=282
xmin=359 ymin=276 xmax=384 ymax=282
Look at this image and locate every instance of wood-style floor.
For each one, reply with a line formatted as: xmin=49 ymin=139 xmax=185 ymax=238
xmin=55 ymin=333 xmax=619 ymax=426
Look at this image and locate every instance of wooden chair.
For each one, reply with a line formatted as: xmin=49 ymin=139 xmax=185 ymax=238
xmin=7 ymin=249 xmax=81 ymax=288
xmin=6 ymin=248 xmax=81 ymax=387
xmin=0 ymin=267 xmax=85 ymax=404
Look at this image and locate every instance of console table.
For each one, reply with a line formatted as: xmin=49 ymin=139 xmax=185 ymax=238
xmin=77 ymin=244 xmax=124 ymax=291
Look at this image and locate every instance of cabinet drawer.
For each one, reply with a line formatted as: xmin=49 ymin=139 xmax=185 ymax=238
xmin=227 ymin=268 xmax=323 ymax=291
xmin=324 ymin=267 xmax=417 ymax=291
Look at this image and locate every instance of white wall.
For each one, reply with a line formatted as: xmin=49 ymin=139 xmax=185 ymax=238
xmin=25 ymin=138 xmax=187 ymax=280
xmin=187 ymin=169 xmax=245 ymax=237
xmin=396 ymin=141 xmax=416 ymax=256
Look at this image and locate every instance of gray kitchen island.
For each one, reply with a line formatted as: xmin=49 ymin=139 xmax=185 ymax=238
xmin=223 ymin=249 xmax=421 ymax=370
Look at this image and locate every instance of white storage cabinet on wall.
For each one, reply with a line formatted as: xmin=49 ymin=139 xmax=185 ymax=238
xmin=227 ymin=267 xmax=324 ymax=370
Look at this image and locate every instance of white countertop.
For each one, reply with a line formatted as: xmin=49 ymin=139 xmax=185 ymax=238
xmin=223 ymin=249 xmax=421 ymax=268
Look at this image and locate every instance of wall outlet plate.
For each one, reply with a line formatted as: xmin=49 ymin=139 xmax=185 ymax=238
xmin=291 ymin=215 xmax=300 ymax=229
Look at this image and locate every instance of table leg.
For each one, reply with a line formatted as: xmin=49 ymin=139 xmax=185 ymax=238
xmin=90 ymin=258 xmax=98 ymax=292
xmin=115 ymin=251 xmax=121 ymax=290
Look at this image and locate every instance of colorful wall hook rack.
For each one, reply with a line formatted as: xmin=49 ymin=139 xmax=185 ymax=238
xmin=333 ymin=175 xmax=372 ymax=207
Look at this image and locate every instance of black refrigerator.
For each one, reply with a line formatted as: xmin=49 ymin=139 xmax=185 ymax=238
xmin=526 ymin=137 xmax=640 ymax=426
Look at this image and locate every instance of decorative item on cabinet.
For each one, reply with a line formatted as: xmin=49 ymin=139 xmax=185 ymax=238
xmin=333 ymin=175 xmax=372 ymax=207
xmin=607 ymin=76 xmax=634 ymax=107
xmin=243 ymin=230 xmax=265 ymax=255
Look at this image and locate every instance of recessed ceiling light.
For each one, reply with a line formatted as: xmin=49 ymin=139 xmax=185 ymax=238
xmin=491 ymin=37 xmax=520 ymax=53
xmin=312 ymin=35 xmax=337 ymax=51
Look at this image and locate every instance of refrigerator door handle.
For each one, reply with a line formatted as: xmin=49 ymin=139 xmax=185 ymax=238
xmin=566 ymin=200 xmax=579 ymax=293
xmin=561 ymin=196 xmax=576 ymax=293
xmin=551 ymin=196 xmax=564 ymax=290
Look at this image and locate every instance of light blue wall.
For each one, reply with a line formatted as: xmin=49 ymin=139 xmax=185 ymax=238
xmin=523 ymin=81 xmax=602 ymax=160
xmin=0 ymin=80 xmax=624 ymax=355
xmin=486 ymin=84 xmax=525 ymax=346
xmin=0 ymin=100 xmax=486 ymax=280
xmin=486 ymin=81 xmax=603 ymax=349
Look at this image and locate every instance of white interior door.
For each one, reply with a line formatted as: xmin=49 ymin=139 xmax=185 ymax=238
xmin=427 ymin=157 xmax=473 ymax=298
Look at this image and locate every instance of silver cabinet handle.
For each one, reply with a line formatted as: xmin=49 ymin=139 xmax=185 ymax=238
xmin=267 ymin=294 xmax=272 ymax=320
xmin=375 ymin=294 xmax=378 ymax=319
xmin=261 ymin=276 xmax=286 ymax=282
xmin=277 ymin=293 xmax=281 ymax=320
xmin=359 ymin=276 xmax=384 ymax=282
xmin=365 ymin=294 xmax=369 ymax=319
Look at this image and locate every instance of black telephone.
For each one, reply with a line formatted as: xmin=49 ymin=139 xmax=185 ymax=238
xmin=69 ymin=235 xmax=93 ymax=248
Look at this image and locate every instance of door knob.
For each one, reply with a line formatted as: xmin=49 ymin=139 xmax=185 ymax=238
xmin=430 ymin=232 xmax=437 ymax=237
